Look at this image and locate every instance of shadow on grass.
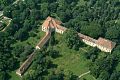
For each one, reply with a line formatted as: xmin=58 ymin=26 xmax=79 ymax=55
xmin=49 ymin=63 xmax=58 ymax=69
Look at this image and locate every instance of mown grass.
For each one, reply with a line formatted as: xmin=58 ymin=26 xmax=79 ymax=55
xmin=81 ymin=74 xmax=96 ymax=80
xmin=51 ymin=33 xmax=96 ymax=80
xmin=10 ymin=22 xmax=97 ymax=80
xmin=9 ymin=71 xmax=22 ymax=80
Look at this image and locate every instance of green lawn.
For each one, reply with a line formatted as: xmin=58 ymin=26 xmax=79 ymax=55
xmin=81 ymin=74 xmax=96 ymax=80
xmin=53 ymin=43 xmax=89 ymax=75
xmin=10 ymin=26 xmax=96 ymax=80
xmin=51 ymin=33 xmax=96 ymax=80
xmin=9 ymin=71 xmax=21 ymax=80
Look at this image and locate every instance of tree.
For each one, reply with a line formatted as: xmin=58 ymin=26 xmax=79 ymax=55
xmin=23 ymin=20 xmax=31 ymax=31
xmin=63 ymin=29 xmax=83 ymax=50
xmin=89 ymin=63 xmax=100 ymax=78
xmin=84 ymin=47 xmax=99 ymax=61
xmin=3 ymin=5 xmax=12 ymax=17
xmin=0 ymin=72 xmax=6 ymax=80
xmin=65 ymin=71 xmax=78 ymax=80
xmin=0 ymin=0 xmax=14 ymax=10
xmin=40 ymin=3 xmax=50 ymax=19
xmin=49 ymin=2 xmax=58 ymax=13
xmin=14 ymin=28 xmax=28 ymax=41
xmin=48 ymin=47 xmax=59 ymax=58
xmin=49 ymin=32 xmax=56 ymax=46
xmin=110 ymin=71 xmax=120 ymax=80
xmin=0 ymin=32 xmax=17 ymax=80
xmin=81 ymin=22 xmax=103 ymax=38
xmin=105 ymin=26 xmax=120 ymax=42
xmin=98 ymin=71 xmax=110 ymax=80
xmin=20 ymin=45 xmax=34 ymax=62
xmin=25 ymin=0 xmax=35 ymax=9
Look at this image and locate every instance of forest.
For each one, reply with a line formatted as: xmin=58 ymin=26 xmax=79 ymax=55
xmin=0 ymin=0 xmax=120 ymax=80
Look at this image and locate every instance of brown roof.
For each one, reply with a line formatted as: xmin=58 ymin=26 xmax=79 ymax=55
xmin=78 ymin=33 xmax=97 ymax=43
xmin=37 ymin=32 xmax=51 ymax=48
xmin=42 ymin=16 xmax=66 ymax=31
xmin=96 ymin=37 xmax=116 ymax=49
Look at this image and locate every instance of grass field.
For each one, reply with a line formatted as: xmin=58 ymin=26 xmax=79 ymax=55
xmin=9 ymin=71 xmax=22 ymax=80
xmin=51 ymin=33 xmax=96 ymax=80
xmin=81 ymin=74 xmax=96 ymax=80
xmin=10 ymin=26 xmax=96 ymax=80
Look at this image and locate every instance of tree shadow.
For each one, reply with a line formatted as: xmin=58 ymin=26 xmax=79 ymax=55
xmin=49 ymin=63 xmax=58 ymax=69
xmin=72 ymin=74 xmax=79 ymax=80
xmin=55 ymin=40 xmax=59 ymax=45
xmin=14 ymin=61 xmax=20 ymax=70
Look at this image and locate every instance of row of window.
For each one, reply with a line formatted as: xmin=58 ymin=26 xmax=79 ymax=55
xmin=83 ymin=39 xmax=111 ymax=52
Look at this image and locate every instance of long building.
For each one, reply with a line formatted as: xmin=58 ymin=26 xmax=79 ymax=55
xmin=16 ymin=16 xmax=116 ymax=76
xmin=42 ymin=16 xmax=116 ymax=53
xmin=16 ymin=32 xmax=51 ymax=76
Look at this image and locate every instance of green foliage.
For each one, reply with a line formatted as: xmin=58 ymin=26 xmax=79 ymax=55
xmin=105 ymin=26 xmax=120 ymax=42
xmin=1 ymin=0 xmax=120 ymax=80
xmin=81 ymin=22 xmax=103 ymax=38
xmin=14 ymin=28 xmax=28 ymax=41
xmin=89 ymin=46 xmax=120 ymax=80
xmin=0 ymin=0 xmax=15 ymax=10
xmin=47 ymin=47 xmax=59 ymax=58
xmin=84 ymin=47 xmax=99 ymax=61
xmin=49 ymin=32 xmax=56 ymax=46
xmin=63 ymin=29 xmax=83 ymax=50
xmin=40 ymin=2 xmax=50 ymax=19
xmin=3 ymin=6 xmax=12 ymax=17
xmin=0 ymin=32 xmax=17 ymax=80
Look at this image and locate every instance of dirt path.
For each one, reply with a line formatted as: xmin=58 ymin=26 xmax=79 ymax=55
xmin=79 ymin=71 xmax=90 ymax=78
xmin=80 ymin=48 xmax=88 ymax=52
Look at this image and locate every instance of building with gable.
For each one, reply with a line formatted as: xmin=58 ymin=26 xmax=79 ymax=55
xmin=42 ymin=16 xmax=67 ymax=34
xmin=96 ymin=37 xmax=116 ymax=52
xmin=16 ymin=16 xmax=117 ymax=77
xmin=42 ymin=16 xmax=116 ymax=53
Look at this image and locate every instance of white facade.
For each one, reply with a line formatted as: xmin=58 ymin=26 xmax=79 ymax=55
xmin=36 ymin=46 xmax=40 ymax=49
xmin=97 ymin=45 xmax=111 ymax=52
xmin=42 ymin=26 xmax=64 ymax=34
xmin=16 ymin=70 xmax=22 ymax=76
xmin=82 ymin=39 xmax=112 ymax=52
xmin=42 ymin=26 xmax=49 ymax=32
xmin=82 ymin=39 xmax=96 ymax=47
xmin=55 ymin=28 xmax=64 ymax=34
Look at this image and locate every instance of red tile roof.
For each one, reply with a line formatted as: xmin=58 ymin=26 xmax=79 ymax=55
xmin=96 ymin=37 xmax=116 ymax=49
xmin=43 ymin=16 xmax=116 ymax=51
xmin=42 ymin=16 xmax=66 ymax=31
xmin=37 ymin=32 xmax=51 ymax=48
xmin=78 ymin=33 xmax=97 ymax=43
